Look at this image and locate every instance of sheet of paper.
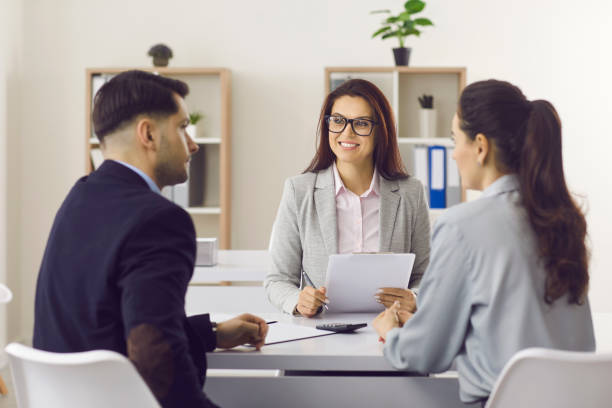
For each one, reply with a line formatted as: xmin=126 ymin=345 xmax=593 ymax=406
xmin=265 ymin=323 xmax=332 ymax=345
xmin=324 ymin=253 xmax=415 ymax=313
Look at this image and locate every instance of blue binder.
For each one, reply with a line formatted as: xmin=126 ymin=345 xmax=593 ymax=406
xmin=428 ymin=146 xmax=446 ymax=209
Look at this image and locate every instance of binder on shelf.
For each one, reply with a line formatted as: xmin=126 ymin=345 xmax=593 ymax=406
xmin=446 ymin=146 xmax=461 ymax=207
xmin=428 ymin=146 xmax=446 ymax=209
xmin=412 ymin=145 xmax=429 ymax=205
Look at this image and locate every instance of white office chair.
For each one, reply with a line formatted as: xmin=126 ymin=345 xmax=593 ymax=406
xmin=0 ymin=283 xmax=12 ymax=304
xmin=486 ymin=347 xmax=612 ymax=408
xmin=0 ymin=283 xmax=13 ymax=395
xmin=5 ymin=342 xmax=160 ymax=408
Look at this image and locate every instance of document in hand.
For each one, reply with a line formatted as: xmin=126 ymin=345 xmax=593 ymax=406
xmin=324 ymin=253 xmax=415 ymax=313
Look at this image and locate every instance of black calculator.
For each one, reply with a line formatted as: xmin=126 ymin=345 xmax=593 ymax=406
xmin=315 ymin=323 xmax=367 ymax=333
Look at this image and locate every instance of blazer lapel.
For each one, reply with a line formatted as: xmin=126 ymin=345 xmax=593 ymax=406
xmin=314 ymin=167 xmax=338 ymax=255
xmin=378 ymin=177 xmax=400 ymax=252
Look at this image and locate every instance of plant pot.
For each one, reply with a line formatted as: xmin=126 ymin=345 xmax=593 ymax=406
xmin=419 ymin=109 xmax=437 ymax=138
xmin=392 ymin=47 xmax=411 ymax=66
xmin=152 ymin=56 xmax=169 ymax=67
xmin=186 ymin=124 xmax=197 ymax=140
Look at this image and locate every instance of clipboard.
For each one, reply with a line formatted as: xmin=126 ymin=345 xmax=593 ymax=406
xmin=324 ymin=253 xmax=415 ymax=312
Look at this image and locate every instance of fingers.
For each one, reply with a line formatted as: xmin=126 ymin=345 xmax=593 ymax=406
xmin=238 ymin=314 xmax=270 ymax=341
xmin=241 ymin=321 xmax=266 ymax=350
xmin=378 ymin=287 xmax=414 ymax=297
xmin=397 ymin=310 xmax=413 ymax=326
xmin=376 ymin=288 xmax=416 ymax=312
xmin=297 ymin=287 xmax=328 ymax=317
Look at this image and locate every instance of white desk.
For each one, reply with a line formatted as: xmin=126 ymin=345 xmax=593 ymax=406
xmin=204 ymin=312 xmax=476 ymax=408
xmin=207 ymin=312 xmax=395 ymax=371
xmin=187 ymin=250 xmax=276 ymax=314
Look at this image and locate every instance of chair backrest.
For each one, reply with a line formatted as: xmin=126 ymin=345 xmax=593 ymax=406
xmin=486 ymin=347 xmax=612 ymax=408
xmin=5 ymin=343 xmax=160 ymax=408
xmin=0 ymin=283 xmax=12 ymax=304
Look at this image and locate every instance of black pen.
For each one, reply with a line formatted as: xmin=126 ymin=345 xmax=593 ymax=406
xmin=301 ymin=270 xmax=329 ymax=311
xmin=266 ymin=321 xmax=278 ymax=325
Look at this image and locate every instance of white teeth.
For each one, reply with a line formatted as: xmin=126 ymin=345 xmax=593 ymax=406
xmin=339 ymin=142 xmax=357 ymax=147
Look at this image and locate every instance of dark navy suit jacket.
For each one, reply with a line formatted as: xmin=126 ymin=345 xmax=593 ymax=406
xmin=34 ymin=160 xmax=219 ymax=407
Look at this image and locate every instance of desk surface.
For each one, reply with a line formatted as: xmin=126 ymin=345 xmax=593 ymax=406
xmin=191 ymin=250 xmax=269 ymax=283
xmin=207 ymin=312 xmax=397 ymax=371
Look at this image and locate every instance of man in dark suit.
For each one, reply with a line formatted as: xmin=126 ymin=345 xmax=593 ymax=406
xmin=33 ymin=70 xmax=268 ymax=408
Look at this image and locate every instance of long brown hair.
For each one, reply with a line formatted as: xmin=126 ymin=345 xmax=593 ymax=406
xmin=304 ymin=79 xmax=408 ymax=180
xmin=458 ymin=79 xmax=588 ymax=305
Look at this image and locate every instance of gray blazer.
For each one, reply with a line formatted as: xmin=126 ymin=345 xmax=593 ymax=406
xmin=264 ymin=166 xmax=431 ymax=314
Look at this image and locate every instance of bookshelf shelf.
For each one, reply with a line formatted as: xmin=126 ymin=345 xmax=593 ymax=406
xmin=187 ymin=207 xmax=222 ymax=215
xmin=85 ymin=67 xmax=232 ymax=248
xmin=397 ymin=137 xmax=454 ymax=146
xmin=193 ymin=138 xmax=221 ymax=144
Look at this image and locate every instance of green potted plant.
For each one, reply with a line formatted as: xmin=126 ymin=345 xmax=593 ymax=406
xmin=187 ymin=111 xmax=204 ymax=140
xmin=371 ymin=0 xmax=433 ymax=66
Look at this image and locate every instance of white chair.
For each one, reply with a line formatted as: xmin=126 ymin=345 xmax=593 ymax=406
xmin=0 ymin=283 xmax=12 ymax=304
xmin=5 ymin=342 xmax=160 ymax=408
xmin=0 ymin=283 xmax=13 ymax=395
xmin=486 ymin=347 xmax=612 ymax=408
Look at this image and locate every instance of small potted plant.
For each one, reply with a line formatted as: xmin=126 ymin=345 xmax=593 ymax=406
xmin=418 ymin=94 xmax=436 ymax=138
xmin=371 ymin=0 xmax=433 ymax=66
xmin=148 ymin=44 xmax=173 ymax=67
xmin=187 ymin=111 xmax=204 ymax=140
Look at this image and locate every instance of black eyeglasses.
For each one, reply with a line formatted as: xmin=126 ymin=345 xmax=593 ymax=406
xmin=325 ymin=115 xmax=377 ymax=136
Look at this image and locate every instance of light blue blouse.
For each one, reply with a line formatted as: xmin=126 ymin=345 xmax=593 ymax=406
xmin=383 ymin=174 xmax=596 ymax=403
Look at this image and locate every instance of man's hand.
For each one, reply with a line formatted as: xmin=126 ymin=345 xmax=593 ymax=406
xmin=215 ymin=314 xmax=268 ymax=350
xmin=296 ymin=286 xmax=328 ymax=317
xmin=375 ymin=287 xmax=416 ymax=313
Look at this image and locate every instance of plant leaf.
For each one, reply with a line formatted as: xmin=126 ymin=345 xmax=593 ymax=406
xmin=401 ymin=28 xmax=421 ymax=37
xmin=402 ymin=20 xmax=415 ymax=30
xmin=372 ymin=26 xmax=392 ymax=38
xmin=381 ymin=30 xmax=400 ymax=40
xmin=398 ymin=11 xmax=412 ymax=22
xmin=386 ymin=16 xmax=400 ymax=24
xmin=404 ymin=0 xmax=425 ymax=14
xmin=414 ymin=17 xmax=433 ymax=26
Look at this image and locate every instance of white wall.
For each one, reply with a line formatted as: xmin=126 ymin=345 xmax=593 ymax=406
xmin=1 ymin=0 xmax=23 ymax=345
xmin=8 ymin=0 xmax=612 ymax=341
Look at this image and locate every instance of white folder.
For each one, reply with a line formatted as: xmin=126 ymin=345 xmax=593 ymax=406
xmin=324 ymin=253 xmax=415 ymax=313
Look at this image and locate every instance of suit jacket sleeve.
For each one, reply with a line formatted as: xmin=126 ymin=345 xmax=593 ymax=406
xmin=264 ymin=178 xmax=304 ymax=314
xmin=117 ymin=205 xmax=219 ymax=408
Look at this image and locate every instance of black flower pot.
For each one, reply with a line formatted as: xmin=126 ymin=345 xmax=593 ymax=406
xmin=393 ymin=47 xmax=411 ymax=66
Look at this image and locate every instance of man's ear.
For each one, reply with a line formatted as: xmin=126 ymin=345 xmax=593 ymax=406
xmin=474 ymin=133 xmax=490 ymax=166
xmin=135 ymin=118 xmax=158 ymax=151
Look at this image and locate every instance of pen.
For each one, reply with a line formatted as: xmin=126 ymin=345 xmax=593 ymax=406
xmin=301 ymin=270 xmax=329 ymax=311
xmin=266 ymin=321 xmax=278 ymax=325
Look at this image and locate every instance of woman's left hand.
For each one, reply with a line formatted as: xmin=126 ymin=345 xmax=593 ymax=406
xmin=375 ymin=287 xmax=416 ymax=313
xmin=373 ymin=301 xmax=406 ymax=341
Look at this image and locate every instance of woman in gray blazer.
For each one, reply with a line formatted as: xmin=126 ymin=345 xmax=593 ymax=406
xmin=264 ymin=79 xmax=431 ymax=317
xmin=373 ymin=80 xmax=595 ymax=405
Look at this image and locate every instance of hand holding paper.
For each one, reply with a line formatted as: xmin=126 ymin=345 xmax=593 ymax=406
xmin=375 ymin=287 xmax=416 ymax=313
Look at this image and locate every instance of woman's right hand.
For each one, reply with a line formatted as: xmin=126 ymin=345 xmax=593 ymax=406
xmin=296 ymin=286 xmax=328 ymax=317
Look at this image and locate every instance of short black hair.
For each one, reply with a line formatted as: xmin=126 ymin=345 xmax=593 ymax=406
xmin=92 ymin=70 xmax=189 ymax=142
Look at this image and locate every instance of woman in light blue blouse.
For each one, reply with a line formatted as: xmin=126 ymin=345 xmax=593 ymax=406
xmin=373 ymin=79 xmax=595 ymax=406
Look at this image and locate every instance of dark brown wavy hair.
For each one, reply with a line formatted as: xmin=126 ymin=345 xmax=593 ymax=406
xmin=458 ymin=79 xmax=588 ymax=305
xmin=303 ymin=79 xmax=408 ymax=180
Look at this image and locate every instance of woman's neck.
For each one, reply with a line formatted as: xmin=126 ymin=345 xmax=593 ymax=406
xmin=336 ymin=160 xmax=375 ymax=196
